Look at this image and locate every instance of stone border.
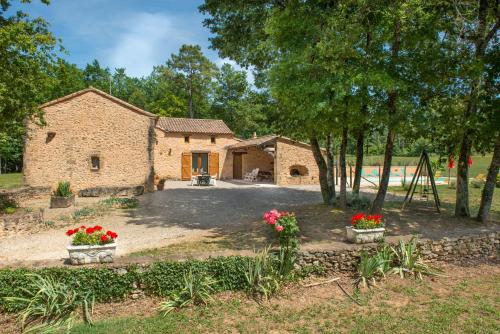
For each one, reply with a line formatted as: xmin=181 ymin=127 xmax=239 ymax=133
xmin=298 ymin=232 xmax=499 ymax=272
xmin=0 ymin=209 xmax=45 ymax=237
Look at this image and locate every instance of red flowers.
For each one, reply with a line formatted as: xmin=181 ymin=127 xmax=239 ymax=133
xmin=65 ymin=225 xmax=118 ymax=245
xmin=467 ymin=156 xmax=472 ymax=167
xmin=351 ymin=213 xmax=384 ymax=229
xmin=448 ymin=156 xmax=455 ymax=169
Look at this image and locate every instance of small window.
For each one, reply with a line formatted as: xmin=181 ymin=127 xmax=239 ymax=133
xmin=90 ymin=155 xmax=100 ymax=171
xmin=211 ymin=136 xmax=216 ymax=144
xmin=46 ymin=132 xmax=56 ymax=143
xmin=184 ymin=136 xmax=190 ymax=143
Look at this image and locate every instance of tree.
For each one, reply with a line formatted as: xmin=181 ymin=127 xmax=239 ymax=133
xmin=83 ymin=59 xmax=111 ymax=92
xmin=0 ymin=0 xmax=58 ymax=131
xmin=167 ymin=44 xmax=217 ymax=118
xmin=47 ymin=59 xmax=86 ymax=99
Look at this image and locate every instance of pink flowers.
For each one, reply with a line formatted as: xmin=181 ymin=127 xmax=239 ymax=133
xmin=263 ymin=209 xmax=292 ymax=233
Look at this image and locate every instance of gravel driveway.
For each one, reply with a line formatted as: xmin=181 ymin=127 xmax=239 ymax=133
xmin=0 ymin=181 xmax=322 ymax=266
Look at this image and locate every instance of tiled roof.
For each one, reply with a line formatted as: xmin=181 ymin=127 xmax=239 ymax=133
xmin=157 ymin=117 xmax=233 ymax=135
xmin=227 ymin=135 xmax=278 ymax=149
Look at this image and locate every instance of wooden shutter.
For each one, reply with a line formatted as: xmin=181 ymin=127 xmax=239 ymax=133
xmin=181 ymin=152 xmax=191 ymax=180
xmin=209 ymin=152 xmax=219 ymax=178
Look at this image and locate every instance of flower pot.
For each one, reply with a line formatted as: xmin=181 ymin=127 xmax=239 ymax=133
xmin=346 ymin=226 xmax=385 ymax=244
xmin=67 ymin=242 xmax=116 ymax=265
xmin=50 ymin=194 xmax=75 ymax=208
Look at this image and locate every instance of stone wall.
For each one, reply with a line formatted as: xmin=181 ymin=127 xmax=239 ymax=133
xmin=297 ymin=232 xmax=499 ymax=273
xmin=0 ymin=187 xmax=50 ymax=206
xmin=154 ymin=130 xmax=238 ymax=180
xmin=24 ymin=90 xmax=155 ymax=192
xmin=0 ymin=209 xmax=45 ymax=237
xmin=275 ymin=139 xmax=320 ymax=185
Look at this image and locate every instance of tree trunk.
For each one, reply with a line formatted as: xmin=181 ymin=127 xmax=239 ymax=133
xmin=188 ymin=75 xmax=194 ymax=118
xmin=371 ymin=19 xmax=400 ymax=214
xmin=455 ymin=133 xmax=472 ymax=217
xmin=477 ymin=134 xmax=500 ymax=222
xmin=352 ymin=127 xmax=365 ymax=196
xmin=371 ymin=127 xmax=396 ymax=214
xmin=326 ymin=133 xmax=336 ymax=205
xmin=339 ymin=127 xmax=348 ymax=209
xmin=310 ymin=136 xmax=332 ymax=205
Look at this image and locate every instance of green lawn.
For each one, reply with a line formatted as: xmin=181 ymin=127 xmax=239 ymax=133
xmin=348 ymin=155 xmax=492 ymax=178
xmin=0 ymin=173 xmax=22 ymax=190
xmin=70 ymin=270 xmax=500 ymax=334
xmin=387 ymin=184 xmax=500 ymax=218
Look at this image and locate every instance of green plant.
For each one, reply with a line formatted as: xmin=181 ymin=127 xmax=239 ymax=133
xmin=159 ymin=270 xmax=215 ymax=315
xmin=347 ymin=194 xmax=372 ymax=210
xmin=3 ymin=273 xmax=94 ymax=333
xmin=351 ymin=213 xmax=384 ymax=229
xmin=374 ymin=244 xmax=394 ymax=276
xmin=356 ymin=252 xmax=384 ymax=288
xmin=99 ymin=197 xmax=139 ymax=209
xmin=67 ymin=225 xmax=118 ymax=246
xmin=54 ymin=181 xmax=73 ymax=198
xmin=391 ymin=238 xmax=437 ymax=279
xmin=72 ymin=207 xmax=97 ymax=219
xmin=244 ymin=247 xmax=280 ymax=301
xmin=296 ymin=264 xmax=326 ymax=278
xmin=45 ymin=220 xmax=55 ymax=227
xmin=0 ymin=197 xmax=17 ymax=214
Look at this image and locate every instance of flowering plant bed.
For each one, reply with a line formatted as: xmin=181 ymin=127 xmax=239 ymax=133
xmin=346 ymin=213 xmax=385 ymax=244
xmin=66 ymin=225 xmax=118 ymax=265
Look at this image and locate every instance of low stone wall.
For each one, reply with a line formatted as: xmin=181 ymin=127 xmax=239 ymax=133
xmin=297 ymin=232 xmax=499 ymax=273
xmin=0 ymin=187 xmax=51 ymax=206
xmin=78 ymin=185 xmax=144 ymax=197
xmin=0 ymin=209 xmax=45 ymax=237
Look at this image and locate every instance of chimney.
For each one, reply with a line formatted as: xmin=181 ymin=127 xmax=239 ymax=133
xmin=252 ymin=132 xmax=257 ymax=139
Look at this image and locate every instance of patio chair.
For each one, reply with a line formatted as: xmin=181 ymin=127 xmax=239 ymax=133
xmin=244 ymin=168 xmax=259 ymax=182
xmin=209 ymin=175 xmax=217 ymax=186
xmin=191 ymin=176 xmax=199 ymax=186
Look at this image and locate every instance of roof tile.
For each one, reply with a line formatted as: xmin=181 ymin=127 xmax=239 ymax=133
xmin=157 ymin=117 xmax=233 ymax=135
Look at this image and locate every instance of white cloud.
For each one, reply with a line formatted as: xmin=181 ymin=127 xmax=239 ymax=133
xmin=106 ymin=13 xmax=194 ymax=77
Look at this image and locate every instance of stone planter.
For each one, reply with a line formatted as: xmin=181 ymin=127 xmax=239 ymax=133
xmin=67 ymin=243 xmax=116 ymax=265
xmin=346 ymin=226 xmax=385 ymax=244
xmin=50 ymin=194 xmax=75 ymax=208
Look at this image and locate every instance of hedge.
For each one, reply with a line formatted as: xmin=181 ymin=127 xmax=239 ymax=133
xmin=0 ymin=256 xmax=249 ymax=312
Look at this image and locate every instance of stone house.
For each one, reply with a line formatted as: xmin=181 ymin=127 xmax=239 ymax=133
xmin=23 ymin=87 xmax=321 ymax=193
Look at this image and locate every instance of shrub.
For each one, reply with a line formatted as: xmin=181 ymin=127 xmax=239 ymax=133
xmin=347 ymin=194 xmax=371 ymax=210
xmin=54 ymin=181 xmax=73 ymax=198
xmin=3 ymin=273 xmax=93 ymax=333
xmin=159 ymin=269 xmax=215 ymax=315
xmin=66 ymin=225 xmax=118 ymax=246
xmin=99 ymin=197 xmax=139 ymax=209
xmin=263 ymin=209 xmax=300 ymax=277
xmin=496 ymin=174 xmax=500 ymax=188
xmin=351 ymin=213 xmax=384 ymax=229
xmin=357 ymin=252 xmax=383 ymax=288
xmin=0 ymin=197 xmax=17 ymax=214
xmin=72 ymin=207 xmax=97 ymax=219
xmin=470 ymin=174 xmax=486 ymax=188
xmin=141 ymin=256 xmax=248 ymax=297
xmin=374 ymin=244 xmax=394 ymax=276
xmin=391 ymin=238 xmax=437 ymax=279
xmin=244 ymin=247 xmax=280 ymax=300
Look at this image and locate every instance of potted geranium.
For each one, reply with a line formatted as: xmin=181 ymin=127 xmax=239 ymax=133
xmin=66 ymin=225 xmax=118 ymax=265
xmin=346 ymin=213 xmax=385 ymax=244
xmin=50 ymin=181 xmax=75 ymax=208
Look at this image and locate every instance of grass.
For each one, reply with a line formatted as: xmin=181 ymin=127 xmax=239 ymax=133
xmin=69 ymin=269 xmax=500 ymax=334
xmin=387 ymin=184 xmax=500 ymax=218
xmin=347 ymin=154 xmax=492 ymax=178
xmin=0 ymin=173 xmax=22 ymax=190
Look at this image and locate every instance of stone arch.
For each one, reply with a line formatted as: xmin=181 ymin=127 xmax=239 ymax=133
xmin=289 ymin=165 xmax=309 ymax=177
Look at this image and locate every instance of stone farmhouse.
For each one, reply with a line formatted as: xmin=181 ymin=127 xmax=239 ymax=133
xmin=24 ymin=87 xmax=321 ymax=193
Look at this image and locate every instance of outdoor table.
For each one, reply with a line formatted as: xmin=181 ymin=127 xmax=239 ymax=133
xmin=197 ymin=175 xmax=211 ymax=186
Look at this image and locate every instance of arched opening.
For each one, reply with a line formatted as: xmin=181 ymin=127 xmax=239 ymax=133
xmin=290 ymin=165 xmax=308 ymax=177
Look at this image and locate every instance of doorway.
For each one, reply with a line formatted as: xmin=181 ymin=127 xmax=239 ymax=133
xmin=192 ymin=152 xmax=208 ymax=176
xmin=233 ymin=153 xmax=243 ymax=179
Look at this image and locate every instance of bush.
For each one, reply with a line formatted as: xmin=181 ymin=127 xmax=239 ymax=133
xmin=391 ymin=238 xmax=438 ymax=279
xmin=141 ymin=256 xmax=248 ymax=297
xmin=0 ymin=197 xmax=17 ymax=214
xmin=244 ymin=247 xmax=280 ymax=300
xmin=159 ymin=269 xmax=215 ymax=315
xmin=0 ymin=267 xmax=138 ymax=313
xmin=99 ymin=197 xmax=139 ymax=209
xmin=54 ymin=181 xmax=73 ymax=198
xmin=347 ymin=194 xmax=371 ymax=210
xmin=72 ymin=207 xmax=97 ymax=219
xmin=4 ymin=273 xmax=94 ymax=333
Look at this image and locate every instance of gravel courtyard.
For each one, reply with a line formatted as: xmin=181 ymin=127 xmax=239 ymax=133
xmin=0 ymin=181 xmax=323 ymax=266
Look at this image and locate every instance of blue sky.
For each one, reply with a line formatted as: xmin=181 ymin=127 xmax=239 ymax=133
xmin=9 ymin=0 xmax=231 ymax=78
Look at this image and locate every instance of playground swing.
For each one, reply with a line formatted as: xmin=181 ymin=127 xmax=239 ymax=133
xmin=402 ymin=150 xmax=441 ymax=213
